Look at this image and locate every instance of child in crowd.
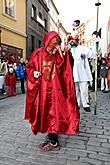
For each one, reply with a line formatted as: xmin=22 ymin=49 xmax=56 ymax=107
xmin=5 ymin=67 xmax=16 ymax=96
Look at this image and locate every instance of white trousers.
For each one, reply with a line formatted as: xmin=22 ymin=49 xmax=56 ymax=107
xmin=101 ymin=78 xmax=108 ymax=91
xmin=75 ymin=81 xmax=89 ymax=108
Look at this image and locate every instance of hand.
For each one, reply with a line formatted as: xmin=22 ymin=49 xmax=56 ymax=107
xmin=34 ymin=71 xmax=42 ymax=78
xmin=81 ymin=54 xmax=86 ymax=59
xmin=56 ymin=45 xmax=63 ymax=57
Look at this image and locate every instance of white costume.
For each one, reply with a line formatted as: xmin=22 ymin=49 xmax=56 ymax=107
xmin=0 ymin=62 xmax=8 ymax=92
xmin=71 ymin=45 xmax=93 ymax=108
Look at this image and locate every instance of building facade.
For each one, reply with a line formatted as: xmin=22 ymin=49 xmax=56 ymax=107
xmin=46 ymin=0 xmax=59 ymax=32
xmin=77 ymin=23 xmax=86 ymax=45
xmin=46 ymin=0 xmax=68 ymax=50
xmin=76 ymin=0 xmax=110 ymax=56
xmin=58 ymin=22 xmax=68 ymax=50
xmin=26 ymin=0 xmax=49 ymax=59
xmin=0 ymin=0 xmax=27 ymax=62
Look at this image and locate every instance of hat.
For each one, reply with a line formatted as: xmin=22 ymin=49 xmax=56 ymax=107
xmin=67 ymin=35 xmax=79 ymax=42
xmin=73 ymin=35 xmax=79 ymax=41
xmin=67 ymin=36 xmax=74 ymax=41
xmin=101 ymin=57 xmax=106 ymax=61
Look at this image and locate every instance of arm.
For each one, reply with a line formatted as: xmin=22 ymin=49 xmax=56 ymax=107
xmin=25 ymin=50 xmax=42 ymax=121
xmin=55 ymin=47 xmax=64 ymax=68
xmin=26 ymin=51 xmax=42 ymax=91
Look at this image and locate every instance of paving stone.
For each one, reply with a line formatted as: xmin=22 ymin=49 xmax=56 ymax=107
xmin=67 ymin=161 xmax=89 ymax=165
xmin=79 ymin=157 xmax=102 ymax=165
xmin=0 ymin=90 xmax=110 ymax=164
xmin=86 ymin=145 xmax=109 ymax=154
xmin=89 ymin=153 xmax=110 ymax=162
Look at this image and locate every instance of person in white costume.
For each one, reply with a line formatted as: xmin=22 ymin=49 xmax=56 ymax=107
xmin=67 ymin=35 xmax=93 ymax=112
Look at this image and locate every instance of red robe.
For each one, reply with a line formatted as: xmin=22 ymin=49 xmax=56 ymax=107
xmin=5 ymin=72 xmax=16 ymax=86
xmin=25 ymin=31 xmax=80 ymax=135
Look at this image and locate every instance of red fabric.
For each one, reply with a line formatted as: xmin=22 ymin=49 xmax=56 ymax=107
xmin=25 ymin=31 xmax=80 ymax=135
xmin=67 ymin=36 xmax=74 ymax=41
xmin=107 ymin=59 xmax=110 ymax=67
xmin=108 ymin=70 xmax=110 ymax=86
xmin=43 ymin=31 xmax=59 ymax=49
xmin=67 ymin=35 xmax=79 ymax=42
xmin=74 ymin=35 xmax=79 ymax=41
xmin=5 ymin=72 xmax=16 ymax=86
xmin=8 ymin=86 xmax=16 ymax=96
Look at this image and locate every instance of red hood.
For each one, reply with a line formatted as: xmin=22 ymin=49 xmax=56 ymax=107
xmin=43 ymin=31 xmax=60 ymax=49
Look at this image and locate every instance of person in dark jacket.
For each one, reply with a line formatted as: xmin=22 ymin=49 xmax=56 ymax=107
xmin=16 ymin=58 xmax=26 ymax=93
xmin=100 ymin=58 xmax=109 ymax=92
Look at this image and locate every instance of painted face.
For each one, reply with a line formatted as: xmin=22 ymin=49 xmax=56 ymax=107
xmin=47 ymin=36 xmax=61 ymax=54
xmin=9 ymin=67 xmax=14 ymax=73
xmin=102 ymin=60 xmax=106 ymax=64
xmin=68 ymin=39 xmax=74 ymax=45
xmin=69 ymin=39 xmax=78 ymax=46
xmin=20 ymin=58 xmax=24 ymax=63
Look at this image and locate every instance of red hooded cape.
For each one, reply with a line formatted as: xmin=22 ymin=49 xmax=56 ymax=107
xmin=25 ymin=31 xmax=80 ymax=135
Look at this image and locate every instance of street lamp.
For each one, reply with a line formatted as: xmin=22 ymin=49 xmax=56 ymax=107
xmin=94 ymin=0 xmax=101 ymax=115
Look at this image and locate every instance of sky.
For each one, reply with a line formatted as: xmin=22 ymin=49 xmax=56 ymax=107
xmin=53 ymin=0 xmax=101 ymax=31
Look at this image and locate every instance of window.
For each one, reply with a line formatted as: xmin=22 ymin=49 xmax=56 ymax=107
xmin=32 ymin=5 xmax=36 ymax=19
xmin=39 ymin=12 xmax=42 ymax=20
xmin=38 ymin=40 xmax=42 ymax=48
xmin=4 ymin=0 xmax=15 ymax=18
xmin=31 ymin=35 xmax=35 ymax=52
xmin=44 ymin=18 xmax=48 ymax=29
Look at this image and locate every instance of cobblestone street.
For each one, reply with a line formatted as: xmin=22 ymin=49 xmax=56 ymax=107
xmin=0 ymin=91 xmax=110 ymax=165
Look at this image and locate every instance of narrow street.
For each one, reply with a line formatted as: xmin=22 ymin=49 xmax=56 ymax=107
xmin=0 ymin=91 xmax=110 ymax=165
xmin=0 ymin=0 xmax=110 ymax=164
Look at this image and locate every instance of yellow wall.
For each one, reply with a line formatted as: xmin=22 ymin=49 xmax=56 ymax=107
xmin=0 ymin=0 xmax=26 ymax=59
xmin=1 ymin=28 xmax=26 ymax=59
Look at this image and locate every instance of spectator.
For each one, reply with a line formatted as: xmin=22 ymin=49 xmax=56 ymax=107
xmin=0 ymin=58 xmax=8 ymax=94
xmin=16 ymin=58 xmax=26 ymax=94
xmin=107 ymin=53 xmax=110 ymax=89
xmin=100 ymin=58 xmax=109 ymax=92
xmin=5 ymin=67 xmax=16 ymax=96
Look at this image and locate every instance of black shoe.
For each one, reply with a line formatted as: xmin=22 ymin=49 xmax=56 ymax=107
xmin=83 ymin=107 xmax=91 ymax=112
xmin=102 ymin=90 xmax=109 ymax=93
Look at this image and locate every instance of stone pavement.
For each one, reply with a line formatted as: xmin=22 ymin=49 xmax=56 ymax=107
xmin=0 ymin=91 xmax=110 ymax=165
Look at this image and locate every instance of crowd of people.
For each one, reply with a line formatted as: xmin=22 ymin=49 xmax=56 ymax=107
xmin=0 ymin=56 xmax=27 ymax=96
xmin=90 ymin=53 xmax=110 ymax=93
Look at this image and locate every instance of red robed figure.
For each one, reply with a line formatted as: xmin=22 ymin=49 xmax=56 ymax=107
xmin=25 ymin=31 xmax=80 ymax=135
